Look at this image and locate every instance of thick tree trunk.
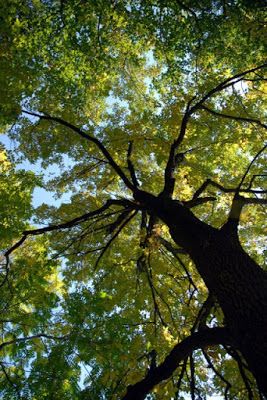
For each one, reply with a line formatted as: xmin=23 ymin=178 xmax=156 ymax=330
xmin=135 ymin=191 xmax=267 ymax=395
xmin=179 ymin=229 xmax=267 ymax=395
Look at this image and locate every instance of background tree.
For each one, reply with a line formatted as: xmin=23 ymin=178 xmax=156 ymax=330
xmin=0 ymin=1 xmax=267 ymax=399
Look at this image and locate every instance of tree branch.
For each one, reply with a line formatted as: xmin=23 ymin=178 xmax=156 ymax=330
xmin=225 ymin=347 xmax=254 ymax=400
xmin=127 ymin=141 xmax=139 ymax=187
xmin=192 ymin=179 xmax=267 ymax=198
xmin=0 ymin=362 xmax=20 ymax=397
xmin=159 ymin=238 xmax=197 ymax=291
xmin=184 ymin=196 xmax=217 ymax=208
xmin=4 ymin=199 xmax=135 ymax=276
xmin=190 ymin=63 xmax=267 ymax=112
xmin=1 ymin=235 xmax=28 ymax=289
xmin=158 ymin=236 xmax=187 ymax=255
xmin=224 ymin=144 xmax=267 ymax=228
xmin=199 ymin=105 xmax=267 ymax=130
xmin=175 ymin=0 xmax=198 ymax=20
xmin=202 ymin=350 xmax=232 ymax=399
xmin=122 ymin=327 xmax=232 ymax=400
xmin=192 ymin=293 xmax=216 ymax=331
xmin=94 ymin=210 xmax=137 ymax=270
xmin=162 ymin=98 xmax=195 ymax=198
xmin=236 ymin=143 xmax=267 ymax=192
xmin=222 ymin=194 xmax=267 ymax=234
xmin=175 ymin=358 xmax=188 ymax=396
xmin=22 ymin=110 xmax=136 ymax=191
xmin=161 ymin=63 xmax=267 ymax=199
xmin=247 ymin=174 xmax=267 ymax=190
xmin=189 ymin=352 xmax=196 ymax=399
xmin=0 ymin=333 xmax=67 ymax=352
xmin=239 ymin=197 xmax=267 ymax=205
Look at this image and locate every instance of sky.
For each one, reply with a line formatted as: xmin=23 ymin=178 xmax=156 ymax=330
xmin=0 ymin=133 xmax=72 ymax=208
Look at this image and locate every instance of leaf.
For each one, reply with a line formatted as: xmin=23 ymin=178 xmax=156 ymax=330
xmin=0 ymin=1 xmax=266 ymax=398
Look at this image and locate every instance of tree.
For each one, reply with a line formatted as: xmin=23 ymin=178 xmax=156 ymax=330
xmin=0 ymin=1 xmax=267 ymax=398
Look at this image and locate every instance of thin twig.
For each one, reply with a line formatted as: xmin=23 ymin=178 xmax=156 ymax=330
xmin=94 ymin=210 xmax=137 ymax=270
xmin=0 ymin=333 xmax=68 ymax=352
xmin=200 ymin=105 xmax=267 ymax=130
xmin=202 ymin=350 xmax=231 ymax=399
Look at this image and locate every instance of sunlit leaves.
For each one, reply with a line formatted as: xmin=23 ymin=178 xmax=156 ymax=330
xmin=0 ymin=147 xmax=38 ymax=246
xmin=1 ymin=0 xmax=267 ymax=398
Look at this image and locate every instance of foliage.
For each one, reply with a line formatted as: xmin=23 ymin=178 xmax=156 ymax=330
xmin=0 ymin=1 xmax=266 ymax=399
xmin=0 ymin=147 xmax=38 ymax=246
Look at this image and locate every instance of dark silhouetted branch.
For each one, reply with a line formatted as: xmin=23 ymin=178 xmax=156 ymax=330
xmin=175 ymin=358 xmax=188 ymax=396
xmin=3 ymin=199 xmax=136 ymax=280
xmin=189 ymin=353 xmax=196 ymax=400
xmin=158 ymin=236 xmax=187 ymax=255
xmin=162 ymin=98 xmax=195 ymax=198
xmin=240 ymin=197 xmax=267 ymax=205
xmin=191 ymin=63 xmax=267 ymax=112
xmin=202 ymin=350 xmax=232 ymax=399
xmin=247 ymin=174 xmax=267 ymax=190
xmin=199 ymin=105 xmax=267 ymax=130
xmin=192 ymin=293 xmax=216 ymax=331
xmin=225 ymin=347 xmax=254 ymax=400
xmin=0 ymin=333 xmax=67 ymax=352
xmin=22 ymin=110 xmax=136 ymax=191
xmin=0 ymin=363 xmax=20 ymax=397
xmin=94 ymin=210 xmax=137 ymax=270
xmin=160 ymin=238 xmax=197 ymax=291
xmin=122 ymin=327 xmax=232 ymax=400
xmin=224 ymin=144 xmax=267 ymax=229
xmin=127 ymin=141 xmax=139 ymax=187
xmin=192 ymin=179 xmax=267 ymax=198
xmin=184 ymin=196 xmax=217 ymax=208
xmin=237 ymin=144 xmax=267 ymax=192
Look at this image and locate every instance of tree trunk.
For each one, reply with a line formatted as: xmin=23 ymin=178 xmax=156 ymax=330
xmin=136 ymin=190 xmax=267 ymax=395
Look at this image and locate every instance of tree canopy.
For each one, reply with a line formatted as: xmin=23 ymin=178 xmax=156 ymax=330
xmin=0 ymin=1 xmax=267 ymax=399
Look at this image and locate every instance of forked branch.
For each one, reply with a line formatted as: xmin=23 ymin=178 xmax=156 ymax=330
xmin=192 ymin=179 xmax=267 ymax=199
xmin=94 ymin=210 xmax=138 ymax=270
xmin=191 ymin=63 xmax=267 ymax=112
xmin=4 ymin=199 xmax=135 ymax=271
xmin=162 ymin=63 xmax=267 ymax=199
xmin=122 ymin=327 xmax=232 ymax=400
xmin=226 ymin=143 xmax=267 ymax=227
xmin=22 ymin=110 xmax=136 ymax=192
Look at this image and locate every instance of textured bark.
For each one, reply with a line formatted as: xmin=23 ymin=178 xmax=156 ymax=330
xmin=134 ymin=190 xmax=267 ymax=396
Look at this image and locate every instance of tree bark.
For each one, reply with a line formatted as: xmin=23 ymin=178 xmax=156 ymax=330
xmin=134 ymin=190 xmax=267 ymax=396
